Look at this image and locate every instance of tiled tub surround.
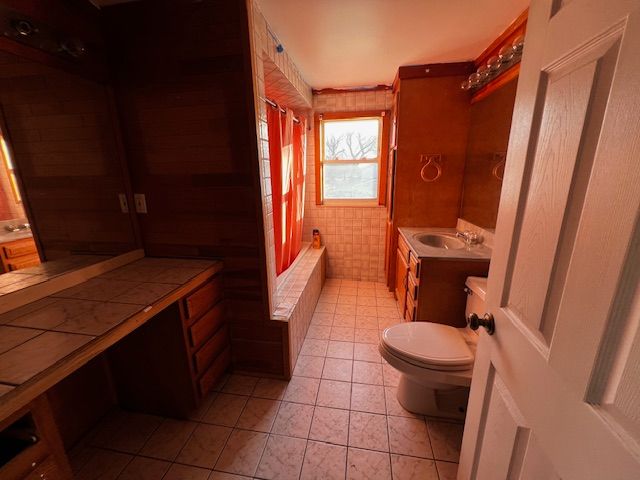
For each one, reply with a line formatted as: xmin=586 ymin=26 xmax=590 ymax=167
xmin=0 ymin=257 xmax=221 ymax=413
xmin=247 ymin=0 xmax=313 ymax=314
xmin=71 ymin=279 xmax=462 ymax=480
xmin=272 ymin=246 xmax=326 ymax=377
xmin=303 ymin=90 xmax=394 ymax=283
xmin=303 ymin=205 xmax=388 ymax=282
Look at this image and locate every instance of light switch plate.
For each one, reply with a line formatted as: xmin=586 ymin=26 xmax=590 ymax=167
xmin=134 ymin=193 xmax=147 ymax=214
xmin=118 ymin=193 xmax=129 ymax=213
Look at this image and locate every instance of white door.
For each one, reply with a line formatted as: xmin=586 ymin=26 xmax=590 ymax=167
xmin=458 ymin=0 xmax=640 ymax=478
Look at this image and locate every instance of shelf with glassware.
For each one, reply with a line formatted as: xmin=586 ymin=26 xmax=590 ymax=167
xmin=464 ymin=9 xmax=528 ymax=103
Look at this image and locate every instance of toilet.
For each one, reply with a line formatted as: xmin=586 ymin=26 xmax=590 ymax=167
xmin=379 ymin=276 xmax=487 ymax=419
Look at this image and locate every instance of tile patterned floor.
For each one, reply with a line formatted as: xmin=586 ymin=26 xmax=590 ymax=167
xmin=71 ymin=279 xmax=463 ymax=480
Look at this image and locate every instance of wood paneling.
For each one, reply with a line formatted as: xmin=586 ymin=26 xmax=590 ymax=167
xmin=395 ymin=62 xmax=475 ymax=85
xmin=394 ymin=75 xmax=471 ymax=228
xmin=46 ymin=355 xmax=116 ymax=450
xmin=461 ymin=78 xmax=518 ymax=229
xmin=386 ymin=72 xmax=471 ymax=288
xmin=103 ymin=0 xmax=285 ymax=377
xmin=0 ymin=49 xmax=139 ymax=260
xmin=107 ymin=302 xmax=198 ymax=418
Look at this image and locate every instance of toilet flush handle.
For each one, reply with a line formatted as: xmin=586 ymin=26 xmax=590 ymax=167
xmin=467 ymin=313 xmax=495 ymax=335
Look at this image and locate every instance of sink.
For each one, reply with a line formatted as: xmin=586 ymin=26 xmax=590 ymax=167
xmin=415 ymin=233 xmax=466 ymax=250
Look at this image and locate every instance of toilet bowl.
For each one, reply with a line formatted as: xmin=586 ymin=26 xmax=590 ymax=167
xmin=378 ymin=276 xmax=487 ymax=419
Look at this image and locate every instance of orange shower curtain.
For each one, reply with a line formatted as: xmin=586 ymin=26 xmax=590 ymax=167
xmin=267 ymin=104 xmax=306 ymax=275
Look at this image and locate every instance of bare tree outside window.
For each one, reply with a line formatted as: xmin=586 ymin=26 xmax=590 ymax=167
xmin=322 ymin=117 xmax=381 ymax=200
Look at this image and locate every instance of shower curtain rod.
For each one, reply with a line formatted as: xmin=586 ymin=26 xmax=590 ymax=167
xmin=262 ymin=96 xmax=300 ymax=124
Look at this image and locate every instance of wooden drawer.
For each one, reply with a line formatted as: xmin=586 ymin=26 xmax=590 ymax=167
xmin=405 ymin=293 xmax=416 ymax=321
xmin=397 ymin=234 xmax=411 ymax=263
xmin=396 ymin=286 xmax=406 ymax=320
xmin=188 ymin=303 xmax=224 ymax=349
xmin=185 ymin=277 xmax=222 ymax=319
xmin=409 ymin=254 xmax=420 ymax=281
xmin=407 ymin=272 xmax=419 ymax=301
xmin=194 ymin=324 xmax=229 ymax=374
xmin=3 ymin=238 xmax=37 ymax=259
xmin=24 ymin=455 xmax=64 ymax=480
xmin=198 ymin=347 xmax=231 ymax=397
xmin=7 ymin=254 xmax=40 ymax=272
xmin=0 ymin=434 xmax=49 ymax=480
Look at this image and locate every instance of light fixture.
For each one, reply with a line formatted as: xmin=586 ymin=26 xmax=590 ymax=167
xmin=461 ymin=35 xmax=525 ymax=91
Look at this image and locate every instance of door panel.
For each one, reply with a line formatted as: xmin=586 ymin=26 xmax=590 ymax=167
xmin=459 ymin=0 xmax=640 ymax=478
xmin=506 ymin=58 xmax=598 ymax=343
xmin=474 ymin=369 xmax=528 ymax=479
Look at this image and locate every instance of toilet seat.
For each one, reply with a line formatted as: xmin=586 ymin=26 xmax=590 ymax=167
xmin=382 ymin=322 xmax=474 ymax=371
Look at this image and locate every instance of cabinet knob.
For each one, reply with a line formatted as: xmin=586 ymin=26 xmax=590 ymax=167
xmin=467 ymin=312 xmax=495 ymax=335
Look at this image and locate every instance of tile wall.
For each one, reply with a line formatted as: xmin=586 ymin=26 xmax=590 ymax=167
xmin=247 ymin=1 xmax=325 ymax=376
xmin=303 ymin=90 xmax=394 ymax=282
xmin=272 ymin=246 xmax=326 ymax=372
xmin=246 ymin=0 xmax=312 ymax=313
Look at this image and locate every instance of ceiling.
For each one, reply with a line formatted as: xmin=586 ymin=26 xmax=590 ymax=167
xmin=258 ymin=0 xmax=529 ymax=89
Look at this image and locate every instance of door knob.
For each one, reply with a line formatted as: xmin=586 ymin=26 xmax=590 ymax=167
xmin=467 ymin=313 xmax=495 ymax=335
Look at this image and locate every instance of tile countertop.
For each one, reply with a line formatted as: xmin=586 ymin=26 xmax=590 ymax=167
xmin=0 ymin=230 xmax=33 ymax=243
xmin=398 ymin=227 xmax=492 ymax=261
xmin=0 ymin=256 xmax=222 ymax=415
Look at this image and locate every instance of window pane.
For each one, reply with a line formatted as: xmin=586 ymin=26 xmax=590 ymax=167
xmin=324 ymin=118 xmax=380 ymax=160
xmin=323 ymin=163 xmax=378 ymax=200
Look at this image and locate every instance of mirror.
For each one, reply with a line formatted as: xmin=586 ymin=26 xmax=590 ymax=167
xmin=460 ymin=78 xmax=518 ymax=230
xmin=0 ymin=48 xmax=139 ymax=294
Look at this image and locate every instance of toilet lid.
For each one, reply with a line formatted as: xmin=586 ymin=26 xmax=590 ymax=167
xmin=382 ymin=322 xmax=474 ymax=367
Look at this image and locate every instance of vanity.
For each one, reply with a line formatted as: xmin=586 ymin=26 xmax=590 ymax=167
xmin=0 ymin=253 xmax=230 ymax=479
xmin=0 ymin=228 xmax=39 ymax=274
xmin=395 ymin=227 xmax=490 ymax=326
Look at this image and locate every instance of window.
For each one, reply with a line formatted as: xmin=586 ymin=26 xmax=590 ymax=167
xmin=315 ymin=111 xmax=389 ymax=205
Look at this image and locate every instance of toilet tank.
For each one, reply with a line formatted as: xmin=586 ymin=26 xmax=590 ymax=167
xmin=465 ymin=276 xmax=488 ymax=319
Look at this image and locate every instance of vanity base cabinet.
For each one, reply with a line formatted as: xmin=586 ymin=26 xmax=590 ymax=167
xmin=107 ymin=272 xmax=229 ymax=418
xmin=396 ymin=234 xmax=489 ymax=327
xmin=0 ymin=238 xmax=40 ymax=273
xmin=0 ymin=395 xmax=72 ymax=480
xmin=406 ymin=257 xmax=489 ymax=327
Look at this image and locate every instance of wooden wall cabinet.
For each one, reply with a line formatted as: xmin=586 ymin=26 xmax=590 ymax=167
xmin=0 ymin=237 xmax=39 ymax=273
xmin=385 ymin=63 xmax=474 ymax=290
xmin=108 ymin=272 xmax=230 ymax=418
xmin=396 ymin=235 xmax=489 ymax=327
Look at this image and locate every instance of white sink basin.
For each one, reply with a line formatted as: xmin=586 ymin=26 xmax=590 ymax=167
xmin=415 ymin=233 xmax=466 ymax=250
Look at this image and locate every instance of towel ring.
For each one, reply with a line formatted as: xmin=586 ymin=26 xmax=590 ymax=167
xmin=420 ymin=154 xmax=442 ymax=183
xmin=492 ymin=153 xmax=506 ymax=181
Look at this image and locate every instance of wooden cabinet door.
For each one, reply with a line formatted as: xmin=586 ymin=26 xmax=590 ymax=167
xmin=394 ymin=249 xmax=408 ymax=317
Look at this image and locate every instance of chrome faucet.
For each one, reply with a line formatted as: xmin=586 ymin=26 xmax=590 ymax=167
xmin=4 ymin=223 xmax=30 ymax=233
xmin=456 ymin=230 xmax=481 ymax=247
